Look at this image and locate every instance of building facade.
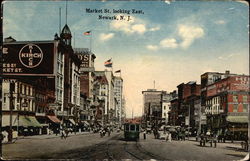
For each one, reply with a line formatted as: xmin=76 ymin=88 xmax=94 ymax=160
xmin=114 ymin=76 xmax=123 ymax=126
xmin=142 ymin=89 xmax=166 ymax=128
xmin=203 ymin=74 xmax=249 ymax=140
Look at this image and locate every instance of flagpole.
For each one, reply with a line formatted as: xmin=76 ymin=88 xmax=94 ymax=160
xmin=90 ymin=30 xmax=92 ymax=52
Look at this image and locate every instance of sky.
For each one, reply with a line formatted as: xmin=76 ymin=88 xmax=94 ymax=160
xmin=3 ymin=0 xmax=249 ymax=118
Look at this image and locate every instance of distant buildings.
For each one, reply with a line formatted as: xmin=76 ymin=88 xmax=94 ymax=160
xmin=142 ymin=89 xmax=173 ymax=128
xmin=166 ymin=71 xmax=249 ymax=139
xmin=142 ymin=70 xmax=249 ymax=140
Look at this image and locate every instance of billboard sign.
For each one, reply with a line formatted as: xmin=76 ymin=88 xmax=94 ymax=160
xmin=78 ymin=54 xmax=90 ymax=68
xmin=3 ymin=42 xmax=56 ymax=76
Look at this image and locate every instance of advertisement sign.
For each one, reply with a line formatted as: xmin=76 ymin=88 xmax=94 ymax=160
xmin=78 ymin=54 xmax=90 ymax=68
xmin=3 ymin=42 xmax=56 ymax=76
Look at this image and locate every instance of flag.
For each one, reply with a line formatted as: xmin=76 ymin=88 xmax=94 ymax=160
xmin=104 ymin=59 xmax=112 ymax=67
xmin=84 ymin=31 xmax=91 ymax=35
xmin=115 ymin=70 xmax=121 ymax=73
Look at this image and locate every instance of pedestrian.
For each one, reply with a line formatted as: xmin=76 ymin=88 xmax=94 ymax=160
xmin=65 ymin=128 xmax=69 ymax=138
xmin=100 ymin=128 xmax=103 ymax=138
xmin=168 ymin=132 xmax=172 ymax=142
xmin=108 ymin=128 xmax=111 ymax=136
xmin=61 ymin=130 xmax=65 ymax=139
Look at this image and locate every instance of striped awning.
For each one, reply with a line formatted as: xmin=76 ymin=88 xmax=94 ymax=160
xmin=47 ymin=115 xmax=61 ymax=123
xmin=226 ymin=116 xmax=248 ymax=123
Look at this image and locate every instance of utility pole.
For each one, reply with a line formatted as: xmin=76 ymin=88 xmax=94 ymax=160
xmin=188 ymin=104 xmax=190 ymax=140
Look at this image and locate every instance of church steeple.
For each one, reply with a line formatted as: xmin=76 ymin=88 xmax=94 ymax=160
xmin=60 ymin=24 xmax=72 ymax=45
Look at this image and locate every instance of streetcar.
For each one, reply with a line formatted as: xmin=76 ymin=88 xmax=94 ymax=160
xmin=124 ymin=123 xmax=140 ymax=141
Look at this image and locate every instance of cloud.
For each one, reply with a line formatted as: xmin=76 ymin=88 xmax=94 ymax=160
xmin=214 ymin=20 xmax=226 ymax=25
xmin=146 ymin=24 xmax=204 ymax=51
xmin=99 ymin=33 xmax=114 ymax=41
xmin=131 ymin=24 xmax=146 ymax=34
xmin=149 ymin=26 xmax=160 ymax=31
xmin=178 ymin=24 xmax=204 ymax=48
xmin=160 ymin=38 xmax=178 ymax=48
xmin=217 ymin=53 xmax=240 ymax=60
xmin=146 ymin=45 xmax=159 ymax=51
xmin=110 ymin=16 xmax=147 ymax=34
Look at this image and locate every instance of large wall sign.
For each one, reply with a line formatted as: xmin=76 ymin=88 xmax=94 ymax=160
xmin=3 ymin=42 xmax=56 ymax=76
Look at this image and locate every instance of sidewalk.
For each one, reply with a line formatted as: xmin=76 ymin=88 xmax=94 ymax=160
xmin=2 ymin=131 xmax=92 ymax=144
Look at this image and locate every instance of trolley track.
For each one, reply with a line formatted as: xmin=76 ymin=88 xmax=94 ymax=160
xmin=123 ymin=140 xmax=166 ymax=160
xmin=66 ymin=132 xmax=166 ymax=160
xmin=80 ymin=133 xmax=120 ymax=160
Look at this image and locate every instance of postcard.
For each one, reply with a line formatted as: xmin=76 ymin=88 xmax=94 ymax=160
xmin=1 ymin=0 xmax=249 ymax=160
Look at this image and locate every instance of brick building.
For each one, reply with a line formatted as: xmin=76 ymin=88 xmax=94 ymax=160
xmin=204 ymin=74 xmax=249 ymax=140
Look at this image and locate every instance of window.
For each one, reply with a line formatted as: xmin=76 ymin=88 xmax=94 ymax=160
xmin=164 ymin=106 xmax=166 ymax=110
xmin=243 ymin=104 xmax=248 ymax=112
xmin=24 ymin=85 xmax=26 ymax=95
xmin=130 ymin=125 xmax=135 ymax=131
xmin=243 ymin=96 xmax=248 ymax=102
xmin=20 ymin=84 xmax=22 ymax=94
xmin=136 ymin=125 xmax=139 ymax=132
xmin=233 ymin=95 xmax=238 ymax=102
xmin=30 ymin=87 xmax=33 ymax=96
xmin=233 ymin=104 xmax=238 ymax=112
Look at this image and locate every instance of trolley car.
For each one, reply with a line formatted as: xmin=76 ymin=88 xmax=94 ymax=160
xmin=124 ymin=123 xmax=140 ymax=141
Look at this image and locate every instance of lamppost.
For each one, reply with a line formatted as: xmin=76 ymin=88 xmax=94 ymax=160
xmin=8 ymin=82 xmax=15 ymax=143
xmin=188 ymin=104 xmax=190 ymax=140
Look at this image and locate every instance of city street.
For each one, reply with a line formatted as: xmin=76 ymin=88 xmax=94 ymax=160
xmin=2 ymin=131 xmax=248 ymax=160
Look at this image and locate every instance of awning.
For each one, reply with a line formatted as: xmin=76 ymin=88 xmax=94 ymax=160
xmin=19 ymin=116 xmax=42 ymax=127
xmin=69 ymin=119 xmax=76 ymax=125
xmin=229 ymin=127 xmax=248 ymax=132
xmin=47 ymin=115 xmax=61 ymax=123
xmin=83 ymin=121 xmax=90 ymax=126
xmin=226 ymin=116 xmax=248 ymax=123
